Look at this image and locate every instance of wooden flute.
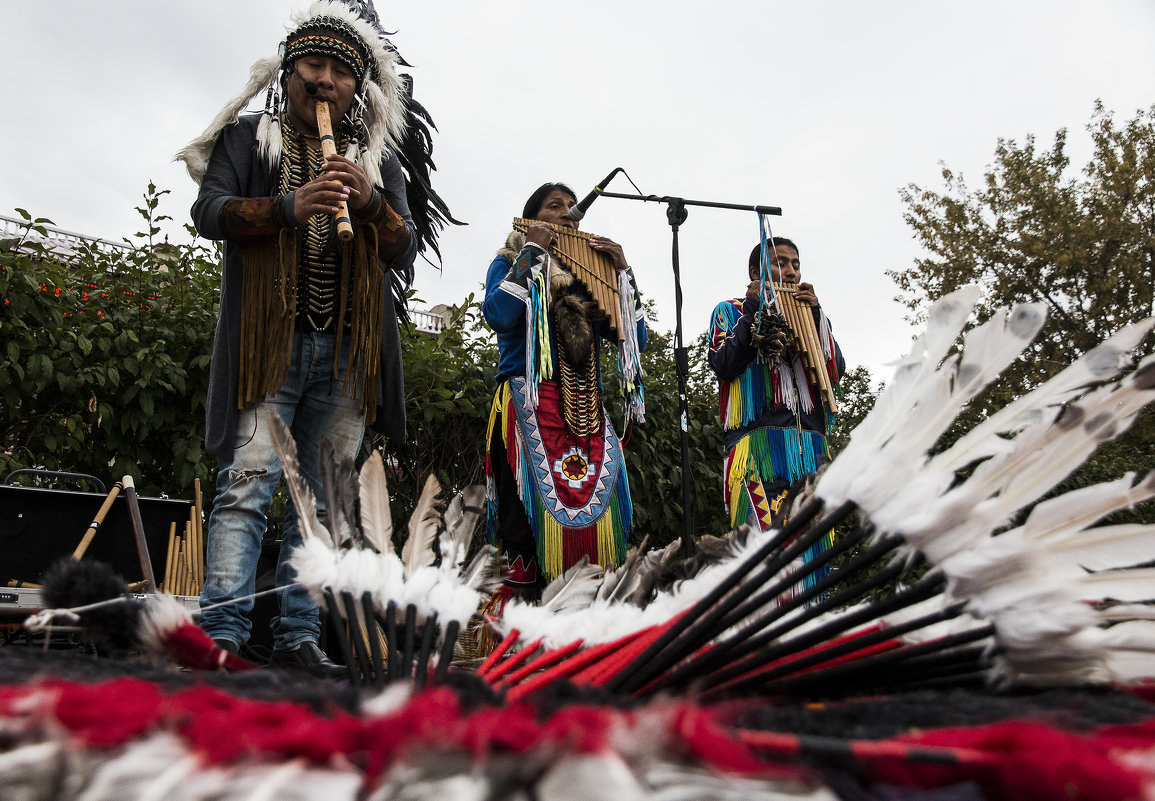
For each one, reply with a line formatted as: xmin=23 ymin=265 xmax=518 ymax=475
xmin=774 ymin=284 xmax=839 ymax=414
xmin=314 ymin=100 xmax=354 ymax=242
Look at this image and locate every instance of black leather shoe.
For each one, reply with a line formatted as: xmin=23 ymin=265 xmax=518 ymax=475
xmin=269 ymin=641 xmax=348 ymax=680
xmin=213 ymin=638 xmax=239 ymax=655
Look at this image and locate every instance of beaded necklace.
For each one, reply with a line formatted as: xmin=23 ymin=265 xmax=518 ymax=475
xmin=280 ymin=119 xmax=345 ymax=332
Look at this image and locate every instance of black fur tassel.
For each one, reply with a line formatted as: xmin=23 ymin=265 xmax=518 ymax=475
xmin=40 ymin=559 xmax=141 ymax=655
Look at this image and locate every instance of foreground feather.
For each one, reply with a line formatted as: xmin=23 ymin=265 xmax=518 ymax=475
xmin=266 ymin=416 xmax=499 ymax=685
xmin=486 ymin=286 xmax=1155 ymax=700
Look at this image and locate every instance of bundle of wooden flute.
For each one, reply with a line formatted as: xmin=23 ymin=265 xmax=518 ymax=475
xmin=161 ymin=478 xmax=206 ymax=597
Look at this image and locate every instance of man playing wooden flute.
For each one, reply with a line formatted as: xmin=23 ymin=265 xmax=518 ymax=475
xmin=707 ymin=237 xmax=845 ymax=532
xmin=176 ymin=1 xmax=429 ymax=677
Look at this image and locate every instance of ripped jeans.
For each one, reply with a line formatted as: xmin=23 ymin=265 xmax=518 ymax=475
xmin=199 ymin=332 xmax=366 ymax=650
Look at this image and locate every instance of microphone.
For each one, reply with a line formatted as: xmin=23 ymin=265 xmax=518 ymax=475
xmin=289 ymin=64 xmax=319 ymax=95
xmin=568 ymin=167 xmax=623 ymax=222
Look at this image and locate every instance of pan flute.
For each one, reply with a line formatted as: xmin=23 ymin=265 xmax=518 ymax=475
xmin=513 ymin=218 xmax=624 ymax=341
xmin=774 ymin=284 xmax=839 ymax=414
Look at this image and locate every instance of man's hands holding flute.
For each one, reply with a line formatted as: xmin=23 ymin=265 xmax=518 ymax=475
xmin=745 ymin=280 xmax=820 ymax=307
xmin=292 ymin=154 xmax=373 ymax=225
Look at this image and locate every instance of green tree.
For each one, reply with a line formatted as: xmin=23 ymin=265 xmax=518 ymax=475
xmin=601 ymin=319 xmax=731 ymax=552
xmin=827 ymin=365 xmax=880 ymax=455
xmin=0 ymin=187 xmax=219 ymax=498
xmin=890 ymin=102 xmax=1155 ymax=522
xmin=382 ymin=296 xmax=499 ymax=534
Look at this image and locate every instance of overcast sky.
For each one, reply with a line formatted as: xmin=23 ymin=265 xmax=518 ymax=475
xmin=3 ymin=0 xmax=1153 ymax=382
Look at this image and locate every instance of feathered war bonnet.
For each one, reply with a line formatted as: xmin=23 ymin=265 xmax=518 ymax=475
xmin=176 ymin=0 xmax=407 ymax=189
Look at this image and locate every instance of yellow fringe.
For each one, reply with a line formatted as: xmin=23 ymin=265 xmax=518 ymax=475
xmin=597 ymin=514 xmax=616 ymax=567
xmin=501 ymin=382 xmax=512 ymax=448
xmin=727 ymin=436 xmax=751 ymax=528
xmin=541 ymin=513 xmax=564 ymax=580
xmin=728 ymin=436 xmax=750 ymax=495
xmin=726 ymin=379 xmax=743 ymax=429
xmin=486 ymin=383 xmax=505 ymax=449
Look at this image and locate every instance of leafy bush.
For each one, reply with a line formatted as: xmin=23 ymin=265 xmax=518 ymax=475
xmin=600 ymin=308 xmax=731 ymax=551
xmin=383 ymin=296 xmax=499 ymax=525
xmin=0 ymin=186 xmax=219 ymax=497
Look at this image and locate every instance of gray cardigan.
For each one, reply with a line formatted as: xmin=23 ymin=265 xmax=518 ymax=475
xmin=192 ymin=114 xmax=417 ymax=460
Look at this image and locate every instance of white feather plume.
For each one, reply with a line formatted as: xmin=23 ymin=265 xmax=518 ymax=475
xmin=367 ymin=552 xmax=406 ymax=613
xmin=400 ymin=565 xmax=441 ymax=618
xmin=439 ymin=485 xmax=486 ymax=575
xmin=402 ymin=475 xmax=443 ymax=573
xmin=1021 ymin=470 xmax=1155 ymax=542
xmin=818 ymin=286 xmax=983 ymax=511
xmin=943 ymin=317 xmax=1155 ymax=471
xmin=358 ymin=451 xmax=394 ymax=555
xmin=290 ymin=536 xmax=341 ymax=605
xmin=844 ymin=302 xmax=1046 ymax=543
xmin=870 ymin=355 xmax=1155 ymax=567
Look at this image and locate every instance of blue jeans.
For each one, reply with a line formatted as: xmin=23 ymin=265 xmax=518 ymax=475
xmin=199 ymin=332 xmax=366 ymax=650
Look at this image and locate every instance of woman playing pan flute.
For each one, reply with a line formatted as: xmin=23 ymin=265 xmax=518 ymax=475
xmin=483 ymin=183 xmax=647 ymax=600
xmin=708 ymin=237 xmax=845 ymax=532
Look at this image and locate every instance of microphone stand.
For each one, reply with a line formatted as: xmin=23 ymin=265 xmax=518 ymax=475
xmin=597 ymin=190 xmax=782 ymax=558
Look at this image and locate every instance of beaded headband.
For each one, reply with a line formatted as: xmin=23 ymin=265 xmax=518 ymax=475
xmin=283 ymin=21 xmax=370 ymax=81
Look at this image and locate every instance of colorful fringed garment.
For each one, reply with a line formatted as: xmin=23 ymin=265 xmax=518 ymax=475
xmin=483 ymin=233 xmax=645 ymax=583
xmin=486 ymin=377 xmax=632 ymax=580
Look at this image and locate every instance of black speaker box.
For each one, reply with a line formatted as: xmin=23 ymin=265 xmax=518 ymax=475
xmin=0 ymin=481 xmax=193 ymax=587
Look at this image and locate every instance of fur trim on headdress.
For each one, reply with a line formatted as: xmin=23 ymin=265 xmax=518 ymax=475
xmin=175 ymin=56 xmax=282 ymax=185
xmin=175 ymin=1 xmax=406 ymax=187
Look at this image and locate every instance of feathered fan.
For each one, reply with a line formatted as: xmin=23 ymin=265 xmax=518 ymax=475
xmin=267 ymin=417 xmax=501 ymax=688
xmin=482 ymin=288 xmax=1155 ymax=702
